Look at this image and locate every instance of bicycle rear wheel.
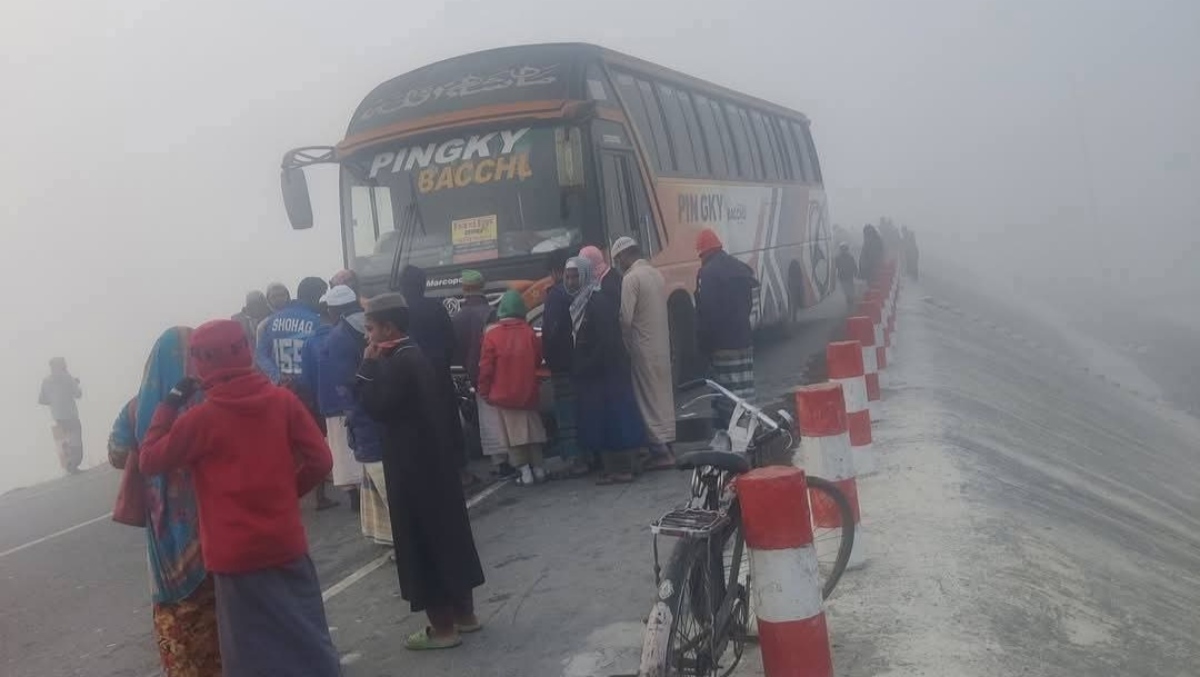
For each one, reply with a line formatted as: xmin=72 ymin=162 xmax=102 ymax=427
xmin=806 ymin=475 xmax=855 ymax=598
xmin=653 ymin=521 xmax=746 ymax=677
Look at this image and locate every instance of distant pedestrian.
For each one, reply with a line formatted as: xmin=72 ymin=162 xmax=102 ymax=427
xmin=903 ymin=227 xmax=920 ymax=280
xmin=107 ymin=327 xmax=220 ymax=677
xmin=477 ymin=290 xmax=548 ymax=486
xmin=858 ymin=224 xmax=884 ymax=287
xmin=542 ymin=249 xmax=588 ymax=477
xmin=232 ymin=291 xmax=271 ymax=346
xmin=139 ymin=319 xmax=339 ymax=677
xmin=835 ymin=242 xmax=858 ymax=307
xmin=39 ymin=357 xmax=83 ymax=474
xmin=399 ymin=266 xmax=477 ymax=489
xmin=580 ymin=244 xmax=622 ymax=308
xmin=265 ymin=282 xmax=291 ymax=312
xmin=356 ymin=293 xmax=485 ymax=651
xmin=695 ymin=229 xmax=759 ymax=425
xmin=319 ymin=285 xmax=391 ymax=546
xmin=611 ymin=236 xmax=676 ymax=470
xmin=566 ymin=256 xmax=645 ymax=484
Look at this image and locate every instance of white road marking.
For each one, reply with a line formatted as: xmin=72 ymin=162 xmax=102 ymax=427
xmin=321 ymin=478 xmax=511 ymax=602
xmin=0 ymin=512 xmax=112 ymax=560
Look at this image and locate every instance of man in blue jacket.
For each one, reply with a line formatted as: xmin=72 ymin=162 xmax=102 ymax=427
xmin=257 ymin=277 xmax=325 ymax=384
xmin=318 ymin=285 xmax=391 ymax=543
xmin=259 ymin=276 xmax=338 ymax=510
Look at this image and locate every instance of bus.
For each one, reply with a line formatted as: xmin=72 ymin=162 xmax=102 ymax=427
xmin=280 ymin=42 xmax=835 ymax=381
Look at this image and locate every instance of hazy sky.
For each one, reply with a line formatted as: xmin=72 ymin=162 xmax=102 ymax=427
xmin=2 ymin=0 xmax=1197 ymax=491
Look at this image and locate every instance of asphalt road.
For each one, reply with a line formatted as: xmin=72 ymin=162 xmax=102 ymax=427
xmin=0 ymin=294 xmax=847 ymax=677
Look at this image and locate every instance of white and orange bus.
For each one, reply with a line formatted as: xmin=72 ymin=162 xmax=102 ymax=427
xmin=281 ymin=42 xmax=836 ymax=381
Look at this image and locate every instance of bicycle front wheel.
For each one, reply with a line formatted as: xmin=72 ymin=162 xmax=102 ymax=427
xmin=806 ymin=475 xmax=855 ymax=599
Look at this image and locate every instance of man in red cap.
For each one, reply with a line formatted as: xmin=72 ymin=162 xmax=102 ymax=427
xmin=694 ymin=228 xmax=760 ymax=426
xmin=139 ymin=319 xmax=340 ymax=676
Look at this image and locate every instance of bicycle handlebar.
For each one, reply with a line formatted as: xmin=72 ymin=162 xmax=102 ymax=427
xmin=678 ymin=378 xmax=781 ymax=431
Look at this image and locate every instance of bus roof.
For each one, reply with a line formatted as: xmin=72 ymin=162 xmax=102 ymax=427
xmin=342 ymin=43 xmax=810 ymax=152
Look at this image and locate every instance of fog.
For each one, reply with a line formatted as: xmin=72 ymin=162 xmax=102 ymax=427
xmin=2 ymin=0 xmax=1197 ymax=492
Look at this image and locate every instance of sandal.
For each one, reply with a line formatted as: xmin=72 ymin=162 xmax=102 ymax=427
xmin=405 ymin=627 xmax=462 ymax=651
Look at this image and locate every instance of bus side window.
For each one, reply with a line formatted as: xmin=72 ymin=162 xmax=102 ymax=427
xmin=723 ymin=103 xmax=757 ymax=180
xmin=789 ymin=121 xmax=819 ymax=184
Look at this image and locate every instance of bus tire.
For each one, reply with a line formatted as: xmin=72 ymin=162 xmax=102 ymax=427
xmin=668 ymin=293 xmax=698 ymax=387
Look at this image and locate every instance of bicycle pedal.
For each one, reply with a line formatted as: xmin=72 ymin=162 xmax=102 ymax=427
xmin=652 ymin=508 xmax=729 ymax=538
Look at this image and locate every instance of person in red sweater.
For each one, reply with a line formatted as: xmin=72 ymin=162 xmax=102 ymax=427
xmin=139 ymin=319 xmax=340 ymax=677
xmin=476 ymin=290 xmax=548 ymax=486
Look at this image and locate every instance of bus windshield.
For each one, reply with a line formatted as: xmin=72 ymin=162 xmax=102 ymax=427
xmin=341 ymin=124 xmax=586 ymax=279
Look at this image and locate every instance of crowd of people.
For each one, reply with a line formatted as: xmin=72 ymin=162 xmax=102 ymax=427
xmin=91 ymin=224 xmax=791 ymax=675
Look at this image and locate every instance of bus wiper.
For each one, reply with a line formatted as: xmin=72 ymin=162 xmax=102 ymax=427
xmin=388 ymin=175 xmax=426 ymax=290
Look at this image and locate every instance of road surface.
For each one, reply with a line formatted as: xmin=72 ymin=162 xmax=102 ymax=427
xmin=8 ymin=271 xmax=1198 ymax=677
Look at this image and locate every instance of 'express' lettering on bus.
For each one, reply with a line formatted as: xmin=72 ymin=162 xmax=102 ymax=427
xmin=367 ymin=128 xmax=530 ymax=178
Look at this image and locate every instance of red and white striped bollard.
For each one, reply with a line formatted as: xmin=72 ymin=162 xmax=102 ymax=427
xmin=738 ymin=466 xmax=834 ymax=677
xmin=846 ymin=316 xmax=881 ymax=422
xmin=796 ymin=382 xmax=867 ymax=569
xmin=827 ymin=340 xmax=875 ymax=476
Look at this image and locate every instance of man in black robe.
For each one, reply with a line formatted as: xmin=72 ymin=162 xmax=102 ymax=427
xmin=356 ymin=292 xmax=485 ymax=651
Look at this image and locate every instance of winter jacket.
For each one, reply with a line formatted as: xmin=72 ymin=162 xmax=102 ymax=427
xmin=139 ymin=369 xmax=332 ymax=574
xmin=319 ymin=312 xmax=384 ymax=463
xmin=300 ymin=323 xmax=332 ymax=411
xmin=477 ymin=319 xmax=542 ymax=410
xmin=542 ymin=283 xmax=574 ymax=373
xmin=695 ymin=251 xmax=759 ymax=354
xmin=255 ymin=301 xmax=320 ymax=384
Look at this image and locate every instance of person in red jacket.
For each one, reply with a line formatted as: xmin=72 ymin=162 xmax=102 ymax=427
xmin=139 ymin=319 xmax=340 ymax=677
xmin=476 ymin=290 xmax=548 ymax=486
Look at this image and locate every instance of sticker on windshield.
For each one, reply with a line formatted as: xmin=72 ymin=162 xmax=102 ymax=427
xmin=452 ymin=215 xmax=499 ymax=263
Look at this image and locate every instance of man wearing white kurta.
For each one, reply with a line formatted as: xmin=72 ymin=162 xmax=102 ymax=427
xmin=612 ymin=236 xmax=676 ymax=469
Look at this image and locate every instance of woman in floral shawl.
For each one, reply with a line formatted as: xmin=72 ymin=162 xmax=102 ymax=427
xmin=108 ymin=327 xmax=220 ymax=676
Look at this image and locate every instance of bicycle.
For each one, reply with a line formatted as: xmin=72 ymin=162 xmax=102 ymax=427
xmin=635 ymin=379 xmax=855 ymax=677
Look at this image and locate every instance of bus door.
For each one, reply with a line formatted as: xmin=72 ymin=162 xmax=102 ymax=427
xmin=599 ymin=150 xmax=660 ymax=255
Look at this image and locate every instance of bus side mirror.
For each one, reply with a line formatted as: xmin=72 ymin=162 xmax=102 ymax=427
xmin=281 ymin=167 xmax=314 ymax=230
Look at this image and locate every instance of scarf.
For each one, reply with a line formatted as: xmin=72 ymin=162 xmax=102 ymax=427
xmin=135 ymin=327 xmax=207 ymax=604
xmin=566 ymin=256 xmax=599 ymax=339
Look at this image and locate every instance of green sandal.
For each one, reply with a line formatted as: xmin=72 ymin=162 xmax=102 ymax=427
xmin=405 ymin=628 xmax=462 ymax=651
